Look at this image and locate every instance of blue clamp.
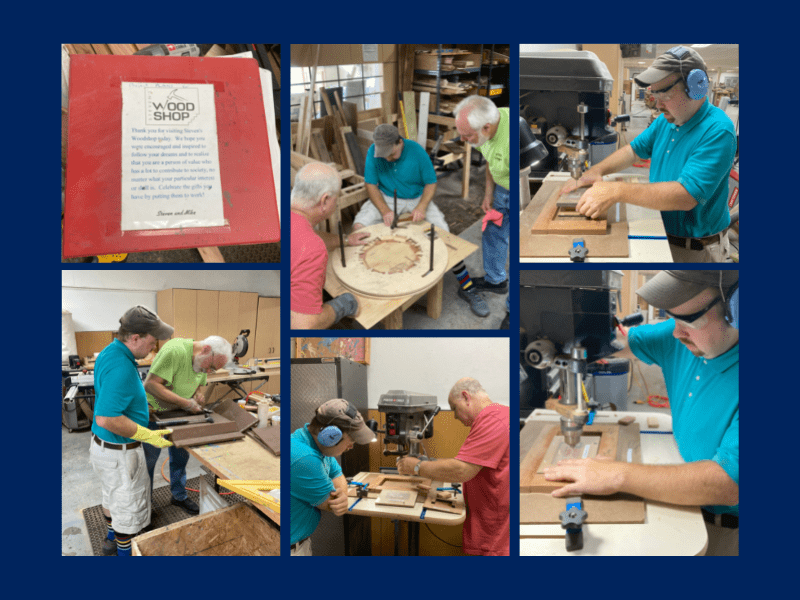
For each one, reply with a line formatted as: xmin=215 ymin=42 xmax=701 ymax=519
xmin=586 ymin=410 xmax=596 ymax=426
xmin=436 ymin=486 xmax=462 ymax=495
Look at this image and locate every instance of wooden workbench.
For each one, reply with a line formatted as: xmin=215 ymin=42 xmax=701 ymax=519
xmin=520 ymin=172 xmax=672 ymax=262
xmin=348 ymin=472 xmax=466 ymax=525
xmin=519 ymin=410 xmax=707 ymax=555
xmin=188 ymin=433 xmax=280 ymax=525
xmin=324 ymin=221 xmax=477 ymax=329
xmin=204 ymin=365 xmax=280 ymax=402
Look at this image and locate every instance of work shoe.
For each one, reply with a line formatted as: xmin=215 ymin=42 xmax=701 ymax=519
xmin=101 ymin=537 xmax=117 ymax=556
xmin=171 ymin=496 xmax=199 ymax=515
xmin=457 ymin=287 xmax=490 ymax=318
xmin=499 ymin=311 xmax=510 ymax=330
xmin=471 ymin=277 xmax=508 ymax=294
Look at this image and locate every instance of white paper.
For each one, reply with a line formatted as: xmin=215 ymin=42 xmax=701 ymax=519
xmin=362 ymin=44 xmax=379 ymax=63
xmin=120 ymin=82 xmax=226 ymax=231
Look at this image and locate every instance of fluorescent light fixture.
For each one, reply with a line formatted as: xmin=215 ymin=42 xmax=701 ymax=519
xmin=691 ymin=44 xmax=712 ymax=48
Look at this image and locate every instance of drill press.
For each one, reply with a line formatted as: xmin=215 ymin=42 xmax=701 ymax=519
xmin=373 ymin=390 xmax=440 ymax=458
xmin=520 ymin=271 xmax=633 ymax=447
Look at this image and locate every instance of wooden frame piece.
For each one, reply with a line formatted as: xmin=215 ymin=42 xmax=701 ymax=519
xmin=531 ymin=183 xmax=609 ymax=235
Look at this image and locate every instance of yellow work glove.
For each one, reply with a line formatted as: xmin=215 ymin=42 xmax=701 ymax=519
xmin=131 ymin=425 xmax=173 ymax=448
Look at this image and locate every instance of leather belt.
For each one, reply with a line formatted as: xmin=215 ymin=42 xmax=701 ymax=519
xmin=702 ymin=508 xmax=738 ymax=529
xmin=93 ymin=434 xmax=141 ymax=450
xmin=667 ymin=232 xmax=723 ymax=251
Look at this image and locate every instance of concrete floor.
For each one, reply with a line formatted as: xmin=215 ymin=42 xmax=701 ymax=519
xmin=332 ymin=160 xmax=509 ymax=330
xmin=61 ymin=427 xmax=205 ymax=556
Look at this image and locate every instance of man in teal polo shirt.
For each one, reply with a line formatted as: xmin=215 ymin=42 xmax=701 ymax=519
xmin=455 ymin=96 xmax=511 ymax=321
xmin=355 ymin=124 xmax=490 ymax=318
xmin=291 ymin=399 xmax=376 ymax=556
xmin=561 ymin=47 xmax=737 ymax=262
xmin=90 ymin=306 xmax=175 ymax=556
xmin=143 ymin=335 xmax=233 ymax=515
xmin=543 ymin=270 xmax=739 ymax=555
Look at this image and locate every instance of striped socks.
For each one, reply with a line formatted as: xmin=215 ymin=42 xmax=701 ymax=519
xmin=115 ymin=532 xmax=134 ymax=556
xmin=452 ymin=261 xmax=473 ymax=291
xmin=104 ymin=514 xmax=115 ymax=542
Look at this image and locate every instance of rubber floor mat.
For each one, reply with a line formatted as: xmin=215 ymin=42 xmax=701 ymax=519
xmin=82 ymin=471 xmax=246 ymax=556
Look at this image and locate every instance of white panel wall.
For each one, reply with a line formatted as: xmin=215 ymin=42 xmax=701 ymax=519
xmin=520 ymin=44 xmax=579 ymax=54
xmin=62 ymin=270 xmax=280 ymax=332
xmin=366 ymin=338 xmax=509 ymax=409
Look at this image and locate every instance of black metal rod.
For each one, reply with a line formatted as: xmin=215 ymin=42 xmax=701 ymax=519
xmin=393 ymin=189 xmax=398 ymax=228
xmin=429 ymin=224 xmax=435 ymax=270
xmin=338 ymin=222 xmax=346 ymax=267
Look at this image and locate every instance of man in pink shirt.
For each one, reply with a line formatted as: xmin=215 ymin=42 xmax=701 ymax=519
xmin=397 ymin=378 xmax=510 ymax=555
xmin=291 ymin=162 xmax=370 ymax=329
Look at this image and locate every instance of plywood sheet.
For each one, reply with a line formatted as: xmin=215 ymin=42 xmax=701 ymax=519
xmin=375 ymin=489 xmax=418 ymax=507
xmin=331 ymin=223 xmax=448 ymax=298
xmin=251 ymin=426 xmax=280 ymax=456
xmin=520 ymin=492 xmax=646 ymax=524
xmin=213 ymin=398 xmax=258 ymax=432
xmin=170 ymin=420 xmax=244 ymax=447
xmin=132 ymin=503 xmax=279 ymax=556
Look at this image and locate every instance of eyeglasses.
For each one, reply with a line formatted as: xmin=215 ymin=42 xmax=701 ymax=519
xmin=665 ymin=295 xmax=722 ymax=330
xmin=649 ymin=78 xmax=685 ymax=101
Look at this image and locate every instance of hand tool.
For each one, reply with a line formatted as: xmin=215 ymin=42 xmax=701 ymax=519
xmin=338 ymin=222 xmax=346 ymax=267
xmin=422 ymin=225 xmax=435 ymax=277
xmin=391 ymin=189 xmax=398 ymax=229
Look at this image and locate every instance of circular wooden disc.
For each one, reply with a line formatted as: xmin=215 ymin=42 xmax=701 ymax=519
xmin=331 ymin=223 xmax=449 ymax=298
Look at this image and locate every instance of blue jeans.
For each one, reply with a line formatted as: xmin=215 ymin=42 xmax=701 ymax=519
xmin=143 ymin=420 xmax=190 ymax=501
xmin=483 ymin=185 xmax=510 ymax=311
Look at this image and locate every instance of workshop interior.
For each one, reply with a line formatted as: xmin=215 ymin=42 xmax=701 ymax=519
xmin=62 ymin=270 xmax=281 ymax=556
xmin=519 ymin=269 xmax=739 ymax=555
xmin=519 ymin=44 xmax=739 ymax=262
xmin=290 ymin=337 xmax=509 ymax=556
xmin=290 ymin=44 xmax=510 ymax=329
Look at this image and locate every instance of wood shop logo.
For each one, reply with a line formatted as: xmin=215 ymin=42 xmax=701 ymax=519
xmin=146 ymin=87 xmax=200 ymax=126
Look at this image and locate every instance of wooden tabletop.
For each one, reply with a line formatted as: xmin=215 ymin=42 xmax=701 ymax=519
xmin=519 ymin=410 xmax=707 ymax=555
xmin=346 ymin=472 xmax=466 ymax=525
xmin=188 ymin=433 xmax=280 ymax=525
xmin=520 ymin=172 xmax=672 ymax=262
xmin=324 ymin=220 xmax=477 ymax=329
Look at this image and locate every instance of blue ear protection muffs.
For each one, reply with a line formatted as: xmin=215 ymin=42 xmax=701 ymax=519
xmin=316 ymin=402 xmax=359 ymax=447
xmin=666 ymin=45 xmax=709 ymax=100
xmin=720 ymin=275 xmax=739 ymax=324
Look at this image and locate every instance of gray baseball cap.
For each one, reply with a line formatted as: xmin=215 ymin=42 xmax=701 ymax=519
xmin=634 ymin=46 xmax=707 ymax=87
xmin=637 ymin=270 xmax=738 ymax=310
xmin=119 ymin=305 xmax=174 ymax=340
xmin=373 ymin=124 xmax=401 ymax=158
xmin=315 ymin=398 xmax=376 ymax=444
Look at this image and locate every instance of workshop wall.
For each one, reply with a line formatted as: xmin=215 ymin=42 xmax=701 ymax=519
xmin=62 ymin=270 xmax=279 ymax=331
xmin=366 ymin=338 xmax=509 ymax=409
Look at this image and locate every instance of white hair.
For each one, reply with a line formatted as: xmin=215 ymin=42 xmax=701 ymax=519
xmin=454 ymin=96 xmax=500 ymax=130
xmin=201 ymin=335 xmax=234 ymax=366
xmin=291 ymin=162 xmax=341 ymax=210
xmin=449 ymin=377 xmax=487 ymax=401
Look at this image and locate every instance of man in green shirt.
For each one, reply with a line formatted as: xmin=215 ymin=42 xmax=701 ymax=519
xmin=143 ymin=335 xmax=233 ymax=514
xmin=455 ymin=96 xmax=511 ymax=322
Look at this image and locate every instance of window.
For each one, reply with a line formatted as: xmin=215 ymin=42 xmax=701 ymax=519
xmin=291 ymin=63 xmax=383 ymax=121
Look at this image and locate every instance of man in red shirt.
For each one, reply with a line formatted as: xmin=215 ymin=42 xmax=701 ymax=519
xmin=291 ymin=162 xmax=370 ymax=329
xmin=397 ymin=377 xmax=509 ymax=555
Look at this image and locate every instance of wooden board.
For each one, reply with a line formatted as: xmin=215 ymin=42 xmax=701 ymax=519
xmin=531 ymin=183 xmax=610 ymax=235
xmin=212 ymin=398 xmax=259 ymax=433
xmin=520 ymin=423 xmax=627 ymax=493
xmin=536 ymin=435 xmax=601 ymax=473
xmin=331 ymin=223 xmax=448 ymax=298
xmin=251 ymin=426 xmax=280 ymax=456
xmin=171 ymin=420 xmax=244 ymax=448
xmin=520 ymin=492 xmax=646 ymax=524
xmin=131 ymin=503 xmax=279 ymax=556
xmin=519 ymin=418 xmax=645 ymax=523
xmin=375 ymin=489 xmax=418 ymax=508
xmin=402 ymin=91 xmax=417 ymax=142
xmin=422 ymin=480 xmax=465 ymax=515
xmin=323 ymin=223 xmax=477 ymax=329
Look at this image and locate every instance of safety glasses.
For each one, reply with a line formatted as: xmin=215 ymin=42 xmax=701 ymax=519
xmin=665 ymin=295 xmax=722 ymax=330
xmin=649 ymin=78 xmax=684 ymax=101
